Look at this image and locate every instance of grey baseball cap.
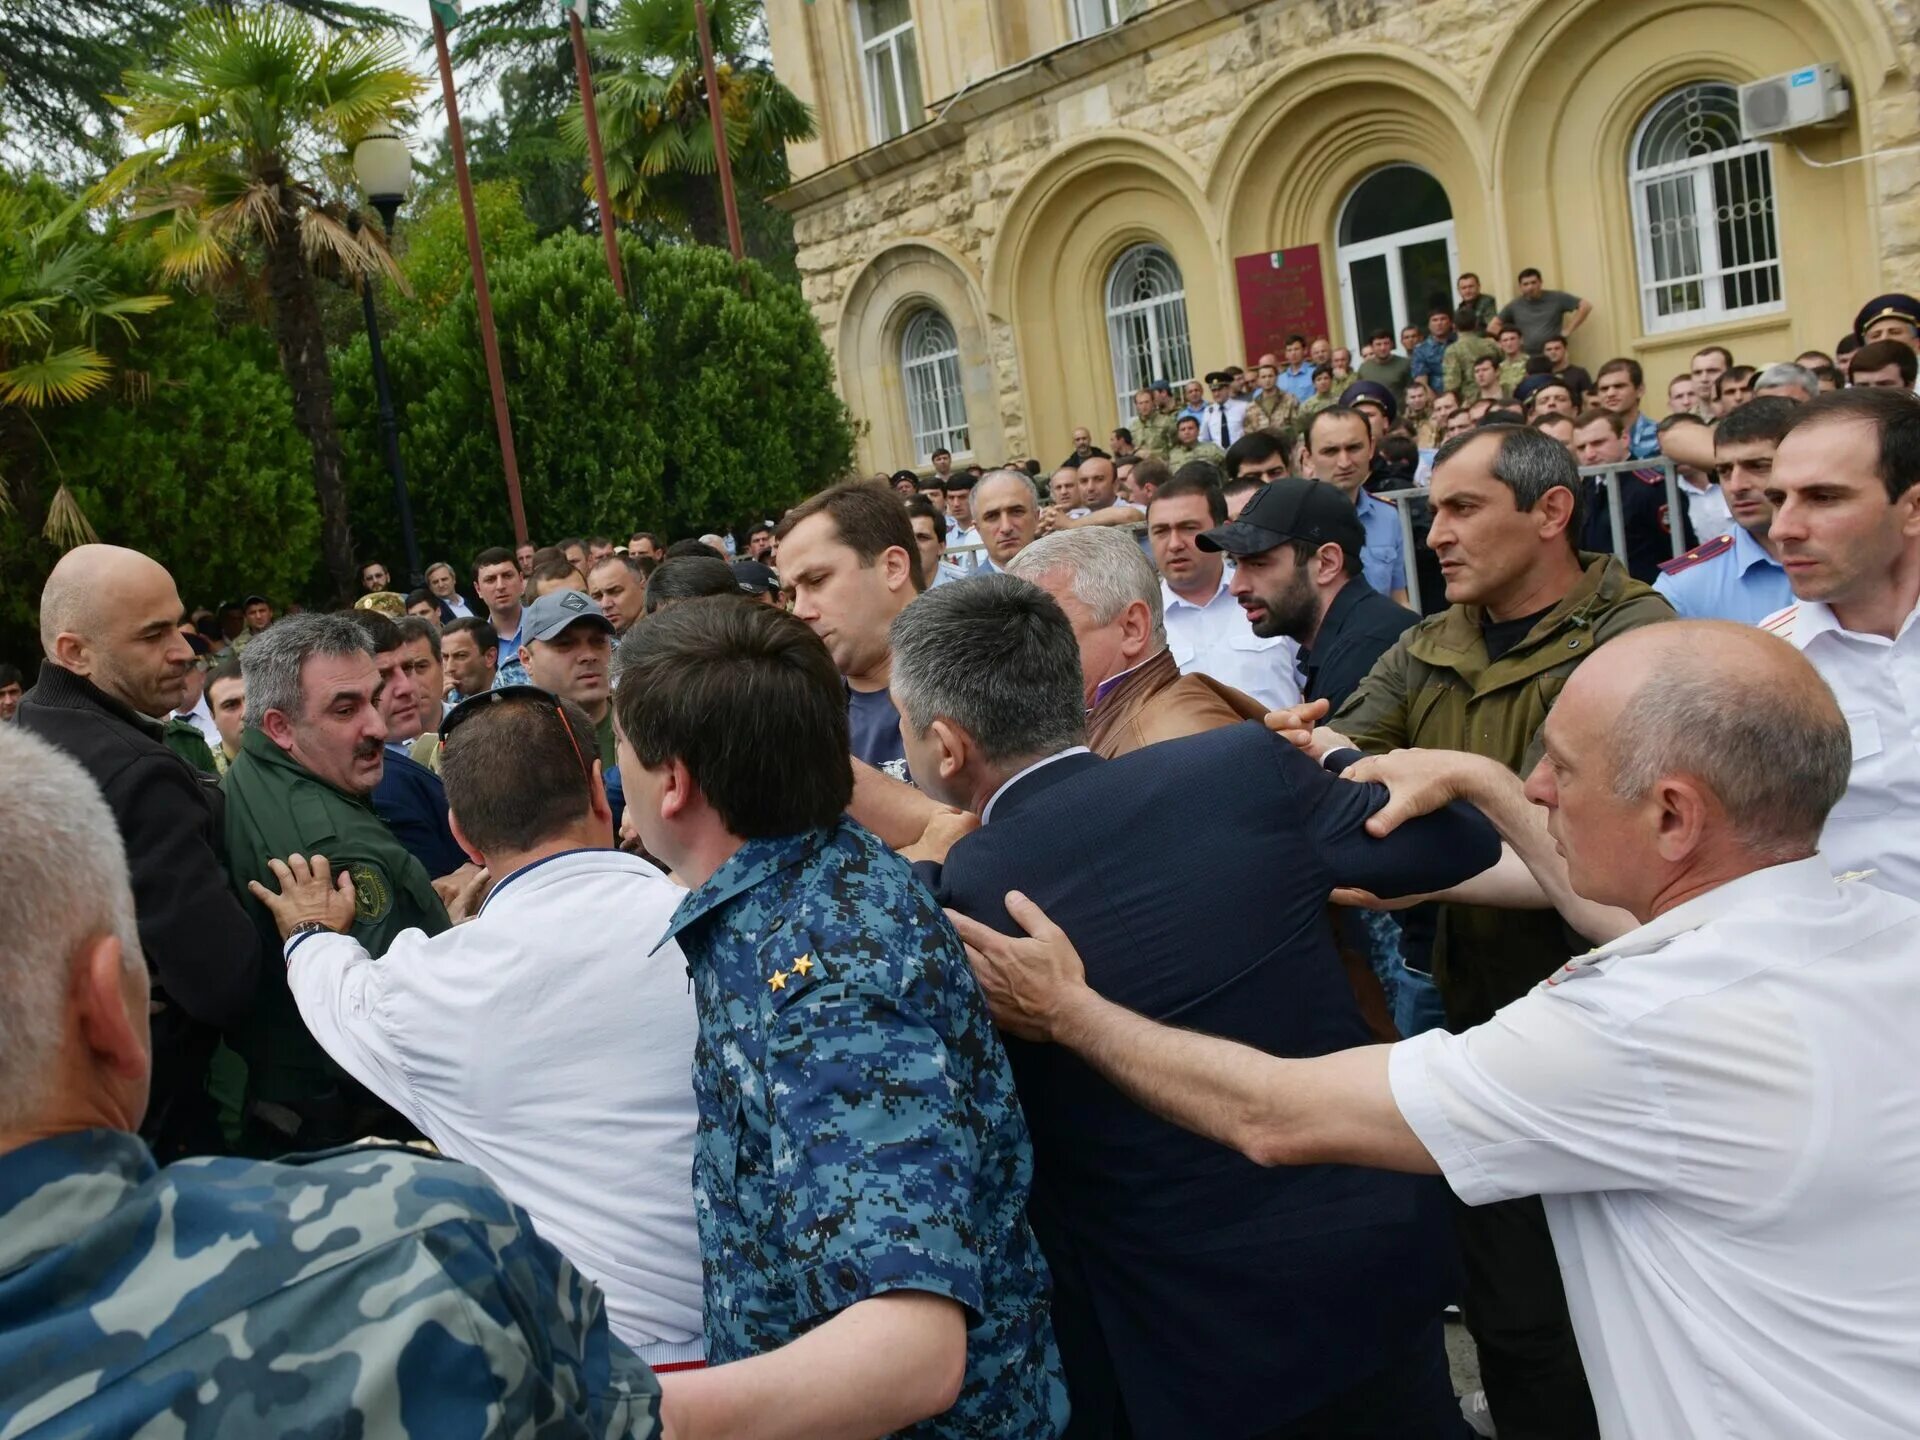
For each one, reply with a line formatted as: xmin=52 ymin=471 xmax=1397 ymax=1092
xmin=522 ymin=587 xmax=614 ymax=642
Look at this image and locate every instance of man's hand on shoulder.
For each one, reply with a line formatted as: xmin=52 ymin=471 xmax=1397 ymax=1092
xmin=248 ymin=853 xmax=357 ymax=940
xmin=946 ymin=891 xmax=1094 ymax=1043
xmin=1263 ymin=697 xmax=1352 ymax=759
xmin=900 ymin=807 xmax=979 ymax=865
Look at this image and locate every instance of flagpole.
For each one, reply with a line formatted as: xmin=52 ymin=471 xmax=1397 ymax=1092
xmin=567 ymin=6 xmax=625 ymax=298
xmin=694 ymin=0 xmax=745 ymax=263
xmin=431 ymin=7 xmax=529 ymax=549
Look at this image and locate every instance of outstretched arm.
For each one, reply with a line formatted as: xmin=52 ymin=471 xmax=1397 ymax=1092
xmin=948 ymin=894 xmax=1437 ymax=1174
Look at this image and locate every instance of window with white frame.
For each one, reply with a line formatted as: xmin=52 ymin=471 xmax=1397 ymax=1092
xmin=1629 ymin=82 xmax=1783 ymax=334
xmin=1105 ymin=244 xmax=1193 ymax=422
xmin=854 ymin=0 xmax=923 ymax=144
xmin=902 ymin=308 xmax=969 ymax=461
xmin=1071 ymin=0 xmax=1148 ymax=38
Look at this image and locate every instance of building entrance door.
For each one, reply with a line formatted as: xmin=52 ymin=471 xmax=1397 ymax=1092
xmin=1335 ymin=165 xmax=1458 ymax=355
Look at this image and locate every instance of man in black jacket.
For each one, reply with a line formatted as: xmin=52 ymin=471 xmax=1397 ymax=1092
xmin=891 ymin=575 xmax=1500 ymax=1440
xmin=16 ymin=545 xmax=260 ymax=1158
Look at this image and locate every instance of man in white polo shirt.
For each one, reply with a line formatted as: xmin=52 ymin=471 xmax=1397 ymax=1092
xmin=253 ymin=687 xmax=704 ymax=1370
xmin=951 ymin=620 xmax=1920 ymax=1440
xmin=1146 ymin=469 xmax=1302 ymax=711
xmin=1754 ymin=387 xmax=1920 ymax=899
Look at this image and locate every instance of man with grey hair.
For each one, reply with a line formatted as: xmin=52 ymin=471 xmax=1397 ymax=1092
xmin=892 ymin=574 xmax=1500 ymax=1439
xmin=223 ymin=612 xmax=450 ymax=1154
xmin=959 ymin=620 xmax=1920 ymax=1440
xmin=1751 ymin=360 xmax=1821 ymax=404
xmin=971 ymin=468 xmax=1041 ymax=571
xmin=1006 ymin=527 xmax=1265 ymax=756
xmin=0 ymin=724 xmax=666 ymax=1437
xmin=16 ymin=543 xmax=259 ymax=1160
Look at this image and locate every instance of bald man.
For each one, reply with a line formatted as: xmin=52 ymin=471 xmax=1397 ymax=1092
xmin=16 ymin=545 xmax=261 ymax=1159
xmin=958 ymin=621 xmax=1920 ymax=1440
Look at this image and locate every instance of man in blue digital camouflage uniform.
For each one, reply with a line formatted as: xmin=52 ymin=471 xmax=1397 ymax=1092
xmin=0 ymin=725 xmax=661 ymax=1439
xmin=615 ymin=596 xmax=1068 ymax=1440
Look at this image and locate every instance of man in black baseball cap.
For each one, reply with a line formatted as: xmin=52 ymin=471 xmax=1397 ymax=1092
xmin=1199 ymin=478 xmax=1418 ymax=709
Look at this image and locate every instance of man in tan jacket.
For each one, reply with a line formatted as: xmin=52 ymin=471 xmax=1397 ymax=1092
xmin=1004 ymin=527 xmax=1266 ymax=758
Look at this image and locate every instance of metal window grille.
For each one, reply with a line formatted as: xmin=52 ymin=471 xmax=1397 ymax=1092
xmin=1629 ymin=83 xmax=1784 ymax=335
xmin=854 ymin=0 xmax=924 ymax=144
xmin=902 ymin=309 xmax=969 ymax=461
xmin=1105 ymin=243 xmax=1194 ymax=423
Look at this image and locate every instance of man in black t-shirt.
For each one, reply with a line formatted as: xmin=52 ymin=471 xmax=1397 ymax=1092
xmin=774 ymin=480 xmax=925 ymax=782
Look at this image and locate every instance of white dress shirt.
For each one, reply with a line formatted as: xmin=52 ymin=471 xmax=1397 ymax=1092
xmin=173 ymin=692 xmax=219 ymax=750
xmin=1760 ymin=597 xmax=1920 ymax=899
xmin=287 ymin=847 xmax=705 ymax=1365
xmin=1199 ymin=398 xmax=1249 ymax=449
xmin=1390 ymin=859 xmax=1920 ymax=1440
xmin=1160 ymin=573 xmax=1302 ymax=712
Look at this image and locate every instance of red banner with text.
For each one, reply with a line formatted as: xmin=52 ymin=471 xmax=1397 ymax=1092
xmin=1233 ymin=246 xmax=1329 ymax=363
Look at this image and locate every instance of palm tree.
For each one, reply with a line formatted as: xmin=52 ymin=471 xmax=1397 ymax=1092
xmin=99 ymin=5 xmax=426 ymax=597
xmin=567 ymin=0 xmax=813 ymax=251
xmin=0 ymin=180 xmax=169 ymax=546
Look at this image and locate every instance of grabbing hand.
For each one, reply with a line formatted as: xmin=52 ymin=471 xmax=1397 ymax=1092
xmin=901 ymin=807 xmax=980 ymax=865
xmin=1263 ymin=697 xmax=1351 ymax=758
xmin=1345 ymin=748 xmax=1493 ymax=837
xmin=432 ymin=862 xmax=492 ymax=923
xmin=945 ymin=891 xmax=1089 ymax=1042
xmin=248 ymin=854 xmax=356 ymax=940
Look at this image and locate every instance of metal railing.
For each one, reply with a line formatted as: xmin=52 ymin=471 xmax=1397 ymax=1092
xmin=1378 ymin=458 xmax=1686 ymax=613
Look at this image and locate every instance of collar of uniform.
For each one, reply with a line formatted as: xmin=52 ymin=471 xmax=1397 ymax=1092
xmin=237 ymin=726 xmax=375 ymax=807
xmin=477 ymin=845 xmax=634 ymax=919
xmin=1792 ymin=592 xmax=1920 ymax=652
xmin=0 ymin=1129 xmax=152 ymax=1278
xmin=1161 ymin=570 xmax=1230 ymax=614
xmin=1569 ymin=856 xmax=1838 ymax=971
xmin=1730 ymin=524 xmax=1783 ymax=576
xmin=654 ymin=825 xmax=832 ymax=955
xmin=1417 ymin=550 xmax=1624 ymax=663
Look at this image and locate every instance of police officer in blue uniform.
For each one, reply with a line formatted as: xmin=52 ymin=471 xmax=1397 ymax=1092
xmin=1653 ymin=396 xmax=1797 ymax=623
xmin=614 ymin=597 xmax=1067 ymax=1439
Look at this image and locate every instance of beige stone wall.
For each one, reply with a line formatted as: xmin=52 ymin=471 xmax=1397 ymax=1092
xmin=774 ymin=0 xmax=1920 ymax=472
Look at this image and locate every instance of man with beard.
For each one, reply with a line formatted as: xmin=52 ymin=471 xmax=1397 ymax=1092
xmin=17 ymin=545 xmax=261 ymax=1159
xmin=224 ymin=612 xmax=450 ymax=1153
xmin=1206 ymin=479 xmax=1420 ymax=710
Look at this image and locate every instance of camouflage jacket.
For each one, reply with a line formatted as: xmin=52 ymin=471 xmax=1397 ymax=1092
xmin=657 ymin=820 xmax=1068 ymax=1438
xmin=1442 ymin=334 xmax=1501 ymax=403
xmin=1242 ymin=388 xmax=1300 ymax=440
xmin=0 ymin=1128 xmax=661 ymax=1438
xmin=1134 ymin=411 xmax=1179 ymax=458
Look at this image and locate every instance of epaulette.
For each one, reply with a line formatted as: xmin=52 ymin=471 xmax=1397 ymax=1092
xmin=1759 ymin=604 xmax=1798 ymax=637
xmin=1630 ymin=467 xmax=1667 ymax=485
xmin=1657 ymin=532 xmax=1733 ymax=576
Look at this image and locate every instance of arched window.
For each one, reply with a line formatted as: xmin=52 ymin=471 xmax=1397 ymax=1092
xmin=1105 ymin=244 xmax=1193 ymax=422
xmin=1334 ymin=164 xmax=1457 ymax=352
xmin=901 ymin=308 xmax=969 ymax=462
xmin=1630 ymin=83 xmax=1783 ymax=333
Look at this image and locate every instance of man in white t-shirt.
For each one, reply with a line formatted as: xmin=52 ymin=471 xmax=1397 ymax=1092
xmin=950 ymin=619 xmax=1920 ymax=1440
xmin=255 ymin=687 xmax=704 ymax=1369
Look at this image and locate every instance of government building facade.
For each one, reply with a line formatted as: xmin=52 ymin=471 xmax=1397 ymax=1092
xmin=766 ymin=0 xmax=1920 ymax=473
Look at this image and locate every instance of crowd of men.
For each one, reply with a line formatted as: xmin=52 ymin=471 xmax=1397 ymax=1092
xmin=4 ymin=271 xmax=1920 ymax=1440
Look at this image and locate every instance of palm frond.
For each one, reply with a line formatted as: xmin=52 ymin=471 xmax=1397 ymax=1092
xmin=44 ymin=485 xmax=102 ymax=550
xmin=1 ymin=346 xmax=115 ymax=407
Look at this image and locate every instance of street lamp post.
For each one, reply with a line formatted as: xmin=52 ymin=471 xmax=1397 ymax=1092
xmin=352 ymin=126 xmax=423 ymax=589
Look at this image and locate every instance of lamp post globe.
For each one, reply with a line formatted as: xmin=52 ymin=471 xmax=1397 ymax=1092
xmin=353 ymin=126 xmax=412 ymax=234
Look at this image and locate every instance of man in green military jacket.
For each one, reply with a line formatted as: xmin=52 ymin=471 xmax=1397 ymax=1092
xmin=222 ymin=612 xmax=449 ymax=1154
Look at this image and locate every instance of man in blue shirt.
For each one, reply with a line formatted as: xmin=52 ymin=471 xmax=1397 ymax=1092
xmin=349 ymin=610 xmax=467 ymax=877
xmin=1655 ymin=396 xmax=1796 ymax=622
xmin=1304 ymin=405 xmax=1411 ymax=604
xmin=1273 ymin=334 xmax=1318 ymax=404
xmin=1409 ymin=306 xmax=1456 ymax=393
xmin=472 ymin=546 xmax=531 ymax=687
xmin=615 ymin=597 xmax=1068 ymax=1440
xmin=1595 ymin=357 xmax=1662 ymax=460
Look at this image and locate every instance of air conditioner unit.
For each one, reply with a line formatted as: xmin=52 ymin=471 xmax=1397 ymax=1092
xmin=1739 ymin=65 xmax=1850 ymax=140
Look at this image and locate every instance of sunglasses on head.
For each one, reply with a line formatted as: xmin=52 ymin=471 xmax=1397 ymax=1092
xmin=439 ymin=683 xmax=591 ymax=778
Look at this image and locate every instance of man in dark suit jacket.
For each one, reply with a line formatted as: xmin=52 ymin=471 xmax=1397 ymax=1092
xmin=17 ymin=546 xmax=261 ymax=1159
xmin=889 ymin=576 xmax=1501 ymax=1439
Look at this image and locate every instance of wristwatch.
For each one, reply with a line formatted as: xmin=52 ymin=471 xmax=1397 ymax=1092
xmin=288 ymin=920 xmax=333 ymax=939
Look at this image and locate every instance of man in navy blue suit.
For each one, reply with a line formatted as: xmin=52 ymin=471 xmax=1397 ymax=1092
xmin=890 ymin=574 xmax=1501 ymax=1439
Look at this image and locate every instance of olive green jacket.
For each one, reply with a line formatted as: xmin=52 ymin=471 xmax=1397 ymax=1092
xmin=221 ymin=728 xmax=449 ymax=1122
xmin=1333 ymin=552 xmax=1674 ymax=1025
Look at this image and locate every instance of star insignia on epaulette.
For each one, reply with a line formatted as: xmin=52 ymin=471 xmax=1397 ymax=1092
xmin=792 ymin=953 xmax=815 ymax=977
xmin=767 ymin=968 xmax=788 ymax=992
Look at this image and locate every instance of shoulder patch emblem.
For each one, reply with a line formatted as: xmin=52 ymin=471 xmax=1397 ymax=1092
xmin=1657 ymin=532 xmax=1734 ymax=576
xmin=351 ymin=863 xmax=392 ymax=925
